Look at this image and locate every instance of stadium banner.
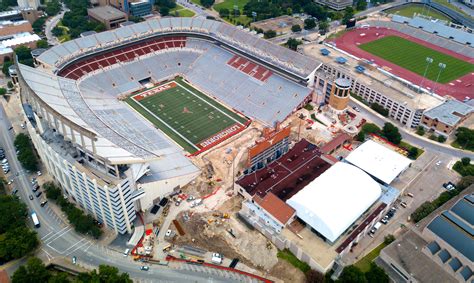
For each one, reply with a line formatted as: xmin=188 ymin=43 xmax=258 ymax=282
xmin=133 ymin=82 xmax=178 ymax=101
xmin=189 ymin=122 xmax=249 ymax=156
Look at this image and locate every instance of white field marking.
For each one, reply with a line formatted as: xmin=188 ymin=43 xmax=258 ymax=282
xmin=131 ymin=96 xmax=199 ymax=151
xmin=42 ymin=226 xmax=70 ymax=242
xmin=65 ymin=240 xmax=92 ymax=257
xmin=175 ymin=81 xmax=244 ymax=126
xmin=41 ymin=230 xmax=54 ymax=240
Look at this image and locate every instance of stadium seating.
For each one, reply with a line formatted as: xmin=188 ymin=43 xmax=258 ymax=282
xmin=363 ymin=19 xmax=473 ymax=58
xmin=38 ymin=18 xmax=320 ymax=79
xmin=77 ymin=39 xmax=312 ymax=126
xmin=58 ymin=36 xmax=187 ymax=80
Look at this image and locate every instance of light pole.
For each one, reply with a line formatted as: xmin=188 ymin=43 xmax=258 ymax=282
xmin=419 ymin=57 xmax=433 ymax=93
xmin=432 ymin=63 xmax=446 ymax=94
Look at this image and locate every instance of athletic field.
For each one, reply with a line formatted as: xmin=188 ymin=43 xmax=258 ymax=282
xmin=358 ymin=36 xmax=474 ymax=83
xmin=126 ymin=77 xmax=248 ymax=153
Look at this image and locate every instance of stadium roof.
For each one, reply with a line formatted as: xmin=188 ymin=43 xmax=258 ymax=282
xmin=286 ymin=162 xmax=381 ymax=243
xmin=37 ymin=18 xmax=321 ymax=78
xmin=18 ymin=63 xmax=199 ymax=175
xmin=345 ymin=140 xmax=411 ymax=184
xmin=423 ymin=100 xmax=473 ymax=126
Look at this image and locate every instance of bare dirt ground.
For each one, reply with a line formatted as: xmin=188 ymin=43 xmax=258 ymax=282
xmin=269 ymin=259 xmax=306 ymax=283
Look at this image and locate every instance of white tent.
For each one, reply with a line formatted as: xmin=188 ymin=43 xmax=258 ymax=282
xmin=286 ymin=162 xmax=381 ymax=243
xmin=346 ymin=140 xmax=411 ymax=184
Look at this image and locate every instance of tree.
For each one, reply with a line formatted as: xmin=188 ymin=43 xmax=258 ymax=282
xmin=286 ymin=38 xmax=301 ymax=51
xmin=263 ymin=30 xmax=277 ymax=39
xmin=356 ymin=131 xmax=366 ymax=142
xmin=0 ymin=227 xmax=39 ymax=261
xmin=36 ymin=40 xmax=48 ymax=49
xmin=48 ymin=273 xmax=71 ymax=283
xmin=342 ymin=6 xmax=354 ymax=25
xmin=7 ymin=81 xmax=14 ymax=89
xmin=361 ymin=123 xmax=381 ymax=135
xmin=454 ymin=127 xmax=474 ymax=150
xmin=160 ymin=6 xmax=170 ymax=16
xmin=291 ymin=24 xmax=302 ymax=32
xmin=219 ymin=8 xmax=230 ymax=18
xmin=200 ymin=0 xmax=215 ymax=8
xmin=339 ymin=265 xmax=367 ymax=283
xmin=365 ymin=263 xmax=389 ymax=283
xmin=32 ymin=17 xmax=47 ymax=34
xmin=383 ymin=234 xmax=395 ymax=245
xmin=0 ymin=88 xmax=6 ymax=96
xmin=356 ymin=0 xmax=368 ymax=11
xmin=51 ymin=26 xmax=64 ymax=37
xmin=318 ymin=21 xmax=329 ymax=32
xmin=437 ymin=135 xmax=446 ymax=143
xmin=304 ymin=18 xmax=316 ymax=30
xmin=407 ymin=147 xmax=418 ymax=160
xmin=45 ymin=0 xmax=61 ymax=16
xmin=2 ymin=60 xmax=13 ymax=76
xmin=382 ymin=123 xmax=402 ymax=145
xmin=11 ymin=257 xmax=50 ymax=283
xmin=370 ymin=103 xmax=388 ymax=117
xmin=77 ymin=265 xmax=132 ymax=283
xmin=128 ymin=16 xmax=144 ymax=23
xmin=461 ymin=157 xmax=471 ymax=166
xmin=0 ymin=195 xmax=28 ymax=234
xmin=416 ymin=126 xmax=425 ymax=136
xmin=44 ymin=182 xmax=62 ymax=200
xmin=305 ymin=269 xmax=324 ymax=283
xmin=14 ymin=46 xmax=31 ymax=61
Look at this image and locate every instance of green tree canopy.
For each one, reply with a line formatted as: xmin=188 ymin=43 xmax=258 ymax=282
xmin=382 ymin=122 xmax=402 ymax=145
xmin=365 ymin=263 xmax=389 ymax=283
xmin=339 ymin=265 xmax=367 ymax=283
xmin=201 ymin=0 xmax=215 ymax=8
xmin=77 ymin=265 xmax=132 ymax=283
xmin=36 ymin=39 xmax=48 ymax=49
xmin=454 ymin=127 xmax=474 ymax=150
xmin=291 ymin=24 xmax=302 ymax=32
xmin=286 ymin=38 xmax=301 ymax=51
xmin=0 ymin=195 xmax=28 ymax=234
xmin=304 ymin=18 xmax=316 ymax=30
xmin=11 ymin=257 xmax=50 ymax=283
xmin=219 ymin=8 xmax=230 ymax=18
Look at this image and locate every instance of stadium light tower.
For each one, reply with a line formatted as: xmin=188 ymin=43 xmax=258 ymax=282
xmin=419 ymin=56 xmax=433 ymax=93
xmin=432 ymin=63 xmax=447 ymax=94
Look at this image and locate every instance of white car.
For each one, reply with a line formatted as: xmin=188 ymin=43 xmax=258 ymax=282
xmin=165 ymin=229 xmax=172 ymax=237
xmin=436 ymin=161 xmax=442 ymax=166
xmin=37 ymin=171 xmax=42 ymax=176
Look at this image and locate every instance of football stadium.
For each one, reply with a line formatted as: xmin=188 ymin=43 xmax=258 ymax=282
xmin=332 ymin=16 xmax=474 ymax=101
xmin=16 ymin=18 xmax=321 ymax=234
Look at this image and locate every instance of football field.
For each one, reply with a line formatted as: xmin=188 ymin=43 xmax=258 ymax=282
xmin=126 ymin=77 xmax=248 ymax=153
xmin=358 ymin=36 xmax=474 ymax=83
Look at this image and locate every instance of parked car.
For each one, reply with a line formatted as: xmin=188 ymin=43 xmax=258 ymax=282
xmin=140 ymin=266 xmax=149 ymax=271
xmin=165 ymin=229 xmax=172 ymax=237
xmin=400 ymin=201 xmax=408 ymax=208
xmin=40 ymin=200 xmax=48 ymax=207
xmin=29 ymin=195 xmax=33 ymax=200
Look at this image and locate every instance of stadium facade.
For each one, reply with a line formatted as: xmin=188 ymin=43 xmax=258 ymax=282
xmin=16 ymin=18 xmax=322 ymax=234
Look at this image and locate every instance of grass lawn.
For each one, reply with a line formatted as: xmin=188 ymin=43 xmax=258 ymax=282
xmin=125 ymin=77 xmax=247 ymax=153
xmin=354 ymin=243 xmax=387 ymax=272
xmin=170 ymin=4 xmax=196 ymax=17
xmin=385 ymin=3 xmax=451 ymax=21
xmin=277 ymin=249 xmax=310 ymax=273
xmin=359 ymin=36 xmax=474 ymax=83
xmin=451 ymin=141 xmax=474 ymax=152
xmin=214 ymin=0 xmax=250 ymax=13
xmin=190 ymin=0 xmax=202 ymax=5
xmin=222 ymin=15 xmax=252 ymax=26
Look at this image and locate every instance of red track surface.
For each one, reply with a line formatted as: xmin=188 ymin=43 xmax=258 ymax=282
xmin=331 ymin=27 xmax=474 ymax=101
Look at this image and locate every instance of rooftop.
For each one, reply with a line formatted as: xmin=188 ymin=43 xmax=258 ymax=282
xmin=423 ymin=99 xmax=473 ymax=126
xmin=237 ymin=139 xmax=332 ymax=200
xmin=0 ymin=32 xmax=40 ymax=48
xmin=286 ymin=162 xmax=381 ymax=243
xmin=304 ymin=43 xmax=443 ymax=110
xmin=345 ymin=140 xmax=412 ymax=184
xmin=425 ymin=194 xmax=474 ymax=262
xmin=87 ymin=5 xmax=127 ymax=21
xmin=380 ymin=230 xmax=458 ymax=283
xmin=254 ymin=193 xmax=295 ymax=225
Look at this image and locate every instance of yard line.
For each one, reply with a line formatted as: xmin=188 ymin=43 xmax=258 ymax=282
xmin=175 ymin=81 xmax=244 ymax=126
xmin=130 ymin=97 xmax=200 ymax=151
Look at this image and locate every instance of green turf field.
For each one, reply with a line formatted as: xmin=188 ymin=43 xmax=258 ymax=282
xmin=385 ymin=4 xmax=451 ymax=21
xmin=126 ymin=77 xmax=248 ymax=153
xmin=358 ymin=36 xmax=474 ymax=83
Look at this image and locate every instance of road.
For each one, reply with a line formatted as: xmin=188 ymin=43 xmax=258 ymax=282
xmin=355 ymin=0 xmax=405 ymax=18
xmin=45 ymin=5 xmax=68 ymax=45
xmin=349 ymin=99 xmax=474 ymax=159
xmin=0 ymin=103 xmax=234 ymax=282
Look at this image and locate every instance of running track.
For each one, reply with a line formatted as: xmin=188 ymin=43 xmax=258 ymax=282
xmin=331 ymin=27 xmax=474 ymax=101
